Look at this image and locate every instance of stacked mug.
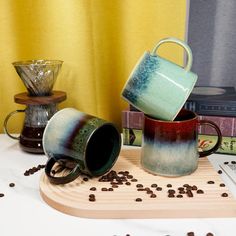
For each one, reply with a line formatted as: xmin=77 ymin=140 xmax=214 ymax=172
xmin=121 ymin=37 xmax=222 ymax=177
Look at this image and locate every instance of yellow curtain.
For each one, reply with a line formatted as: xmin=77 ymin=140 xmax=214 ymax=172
xmin=0 ymin=0 xmax=187 ymax=133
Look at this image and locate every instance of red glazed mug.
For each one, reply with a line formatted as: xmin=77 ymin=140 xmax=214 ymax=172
xmin=141 ymin=109 xmax=222 ymax=176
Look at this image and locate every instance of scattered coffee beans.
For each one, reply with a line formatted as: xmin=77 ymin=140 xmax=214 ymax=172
xmin=24 ymin=164 xmax=45 ymax=176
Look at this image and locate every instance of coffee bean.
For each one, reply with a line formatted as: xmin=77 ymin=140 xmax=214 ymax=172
xmin=156 ymin=187 xmax=162 ymax=191
xmin=135 ymin=198 xmax=142 ymax=202
xmin=196 ymin=189 xmax=204 ymax=194
xmin=24 ymin=171 xmax=30 ymax=176
xmin=168 ymin=189 xmax=175 ymax=194
xmin=186 ymin=190 xmax=193 ymax=197
xmin=150 ymin=194 xmax=157 ymax=198
xmin=166 ymin=184 xmax=172 ymax=188
xmin=0 ymin=193 xmax=4 ymax=197
xmin=183 ymin=184 xmax=190 ymax=188
xmin=90 ymin=187 xmax=96 ymax=191
xmin=125 ymin=182 xmax=131 ymax=186
xmin=224 ymin=161 xmax=229 ymax=165
xmin=89 ymin=198 xmax=96 ymax=202
xmin=187 ymin=232 xmax=195 ymax=236
xmin=9 ymin=183 xmax=15 ymax=187
xmin=207 ymin=181 xmax=215 ymax=184
xmin=178 ymin=187 xmax=184 ymax=191
xmin=221 ymin=192 xmax=228 ymax=197
xmin=136 ymin=184 xmax=143 ymax=188
xmin=89 ymin=194 xmax=95 ymax=198
xmin=192 ymin=185 xmax=198 ymax=190
xmin=108 ymin=188 xmax=113 ymax=191
xmin=127 ymin=175 xmax=133 ymax=179
xmin=217 ymin=170 xmax=222 ymax=174
xmin=231 ymin=161 xmax=236 ymax=164
xmin=206 ymin=233 xmax=214 ymax=236
xmin=83 ymin=177 xmax=89 ymax=182
xmin=131 ymin=178 xmax=138 ymax=182
xmin=219 ymin=183 xmax=225 ymax=187
xmin=146 ymin=190 xmax=153 ymax=194
xmin=151 ymin=184 xmax=157 ymax=188
xmin=176 ymin=194 xmax=183 ymax=198
xmin=137 ymin=188 xmax=145 ymax=191
xmin=168 ymin=194 xmax=175 ymax=198
xmin=186 ymin=186 xmax=193 ymax=191
xmin=112 ymin=184 xmax=119 ymax=188
xmin=179 ymin=190 xmax=186 ymax=194
xmin=101 ymin=187 xmax=108 ymax=191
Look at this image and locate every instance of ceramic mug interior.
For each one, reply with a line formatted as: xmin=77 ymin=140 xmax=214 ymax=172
xmin=43 ymin=108 xmax=121 ymax=184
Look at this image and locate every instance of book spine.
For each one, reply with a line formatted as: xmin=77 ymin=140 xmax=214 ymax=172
xmin=122 ymin=110 xmax=144 ymax=129
xmin=199 ymin=115 xmax=236 ymax=136
xmin=123 ymin=128 xmax=142 ymax=146
xmin=198 ymin=134 xmax=236 ymax=155
xmin=184 ymin=101 xmax=236 ymax=117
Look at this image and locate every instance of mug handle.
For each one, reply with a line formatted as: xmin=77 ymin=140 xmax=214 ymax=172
xmin=198 ymin=120 xmax=222 ymax=157
xmin=151 ymin=37 xmax=193 ymax=72
xmin=45 ymin=156 xmax=82 ymax=185
xmin=3 ymin=109 xmax=25 ymax=140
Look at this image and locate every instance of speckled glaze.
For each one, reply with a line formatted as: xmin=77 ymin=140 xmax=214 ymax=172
xmin=121 ymin=37 xmax=198 ymax=121
xmin=43 ymin=108 xmax=121 ymax=184
xmin=141 ymin=109 xmax=222 ymax=176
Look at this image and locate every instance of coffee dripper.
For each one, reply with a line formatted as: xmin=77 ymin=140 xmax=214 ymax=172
xmin=4 ymin=60 xmax=66 ymax=153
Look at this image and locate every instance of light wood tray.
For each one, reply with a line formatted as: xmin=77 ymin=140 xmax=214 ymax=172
xmin=40 ymin=148 xmax=236 ymax=218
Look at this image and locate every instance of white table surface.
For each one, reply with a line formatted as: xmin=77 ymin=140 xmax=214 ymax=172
xmin=1 ymin=134 xmax=236 ymax=236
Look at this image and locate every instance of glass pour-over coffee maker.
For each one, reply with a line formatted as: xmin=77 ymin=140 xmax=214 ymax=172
xmin=4 ymin=60 xmax=66 ymax=154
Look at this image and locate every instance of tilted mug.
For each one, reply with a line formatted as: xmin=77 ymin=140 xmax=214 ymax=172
xmin=43 ymin=108 xmax=121 ymax=184
xmin=121 ymin=37 xmax=198 ymax=121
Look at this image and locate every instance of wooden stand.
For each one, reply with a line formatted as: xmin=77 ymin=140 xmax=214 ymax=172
xmin=14 ymin=91 xmax=67 ymax=105
xmin=40 ymin=148 xmax=236 ymax=219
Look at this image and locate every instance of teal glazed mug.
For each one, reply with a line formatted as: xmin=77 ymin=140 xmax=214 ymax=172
xmin=43 ymin=108 xmax=121 ymax=184
xmin=141 ymin=109 xmax=222 ymax=176
xmin=121 ymin=37 xmax=198 ymax=121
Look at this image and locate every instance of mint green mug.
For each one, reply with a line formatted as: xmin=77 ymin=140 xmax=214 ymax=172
xmin=121 ymin=37 xmax=198 ymax=121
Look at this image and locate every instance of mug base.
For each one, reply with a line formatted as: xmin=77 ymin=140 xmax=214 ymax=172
xmin=140 ymin=164 xmax=198 ymax=177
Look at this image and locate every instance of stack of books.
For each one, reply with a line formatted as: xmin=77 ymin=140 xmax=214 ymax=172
xmin=122 ymin=86 xmax=236 ymax=155
xmin=122 ymin=106 xmax=143 ymax=146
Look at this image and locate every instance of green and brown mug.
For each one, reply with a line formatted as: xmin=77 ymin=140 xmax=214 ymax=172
xmin=43 ymin=108 xmax=121 ymax=184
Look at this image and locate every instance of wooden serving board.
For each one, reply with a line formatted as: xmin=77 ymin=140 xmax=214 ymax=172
xmin=40 ymin=148 xmax=236 ymax=218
